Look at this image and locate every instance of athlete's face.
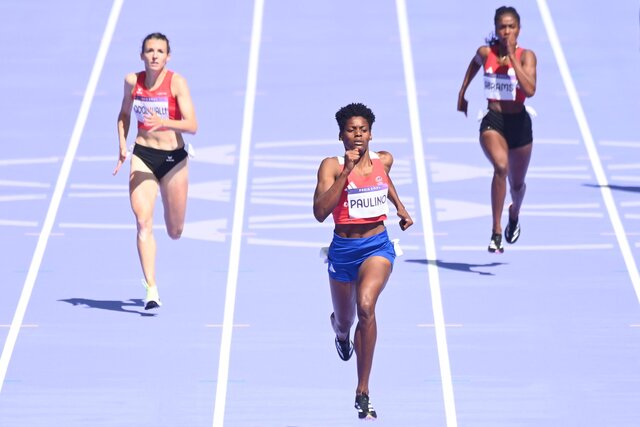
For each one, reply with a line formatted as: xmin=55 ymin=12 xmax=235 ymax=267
xmin=340 ymin=116 xmax=372 ymax=154
xmin=141 ymin=39 xmax=170 ymax=71
xmin=495 ymin=13 xmax=520 ymax=47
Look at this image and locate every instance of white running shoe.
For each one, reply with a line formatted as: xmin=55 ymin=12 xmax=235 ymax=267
xmin=142 ymin=279 xmax=162 ymax=310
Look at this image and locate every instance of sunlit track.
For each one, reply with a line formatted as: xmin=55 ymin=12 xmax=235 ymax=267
xmin=536 ymin=0 xmax=640 ymax=306
xmin=212 ymin=0 xmax=265 ymax=426
xmin=0 ymin=0 xmax=124 ymax=394
xmin=2 ymin=1 xmax=640 ymax=426
xmin=396 ymin=0 xmax=458 ymax=426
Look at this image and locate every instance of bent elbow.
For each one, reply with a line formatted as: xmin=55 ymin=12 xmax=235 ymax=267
xmin=313 ymin=207 xmax=328 ymax=223
xmin=525 ymin=86 xmax=536 ymax=98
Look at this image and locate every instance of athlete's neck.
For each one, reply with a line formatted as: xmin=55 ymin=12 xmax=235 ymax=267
xmin=354 ymin=150 xmax=372 ymax=170
xmin=144 ymin=68 xmax=166 ymax=89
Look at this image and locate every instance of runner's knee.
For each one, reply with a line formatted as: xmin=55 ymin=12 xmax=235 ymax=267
xmin=493 ymin=162 xmax=508 ymax=179
xmin=136 ymin=218 xmax=153 ymax=241
xmin=510 ymin=182 xmax=526 ymax=200
xmin=357 ymin=299 xmax=376 ymax=324
xmin=167 ymin=225 xmax=183 ymax=240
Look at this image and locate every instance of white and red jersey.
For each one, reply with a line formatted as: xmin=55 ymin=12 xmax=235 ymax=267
xmin=132 ymin=70 xmax=182 ymax=131
xmin=332 ymin=151 xmax=390 ymax=225
xmin=483 ymin=45 xmax=527 ymax=103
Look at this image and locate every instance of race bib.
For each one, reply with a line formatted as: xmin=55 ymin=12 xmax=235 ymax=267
xmin=484 ymin=73 xmax=517 ymax=101
xmin=132 ymin=96 xmax=169 ymax=123
xmin=347 ymin=184 xmax=389 ymax=219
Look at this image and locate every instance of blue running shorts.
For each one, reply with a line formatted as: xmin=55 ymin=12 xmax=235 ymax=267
xmin=327 ymin=229 xmax=396 ymax=282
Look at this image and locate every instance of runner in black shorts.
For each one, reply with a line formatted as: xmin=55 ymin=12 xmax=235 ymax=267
xmin=114 ymin=33 xmax=198 ymax=309
xmin=457 ymin=6 xmax=537 ymax=253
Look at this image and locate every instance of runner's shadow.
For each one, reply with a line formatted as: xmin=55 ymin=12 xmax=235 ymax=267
xmin=58 ymin=298 xmax=156 ymax=317
xmin=405 ymin=259 xmax=506 ymax=276
xmin=584 ymin=183 xmax=640 ymax=194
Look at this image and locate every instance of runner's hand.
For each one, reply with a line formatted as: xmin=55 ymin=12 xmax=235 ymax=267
xmin=343 ymin=148 xmax=361 ymax=172
xmin=113 ymin=146 xmax=127 ymax=176
xmin=397 ymin=207 xmax=413 ymax=231
xmin=144 ymin=111 xmax=166 ymax=132
xmin=506 ymin=35 xmax=518 ymax=57
xmin=457 ymin=94 xmax=468 ymax=116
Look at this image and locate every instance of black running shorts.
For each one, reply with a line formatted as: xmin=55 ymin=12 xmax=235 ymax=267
xmin=479 ymin=108 xmax=533 ymax=149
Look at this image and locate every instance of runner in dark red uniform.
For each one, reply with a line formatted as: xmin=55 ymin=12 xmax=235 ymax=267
xmin=114 ymin=33 xmax=198 ymax=309
xmin=457 ymin=6 xmax=537 ymax=252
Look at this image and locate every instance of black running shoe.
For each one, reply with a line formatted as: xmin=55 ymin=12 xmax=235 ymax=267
xmin=504 ymin=217 xmax=520 ymax=244
xmin=335 ymin=335 xmax=354 ymax=361
xmin=355 ymin=393 xmax=377 ymax=419
xmin=488 ymin=232 xmax=504 ymax=253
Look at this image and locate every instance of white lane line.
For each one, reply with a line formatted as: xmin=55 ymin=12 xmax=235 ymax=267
xmin=249 ymin=214 xmax=312 ymax=222
xmin=249 ymin=222 xmax=331 ymax=230
xmin=537 ymin=0 xmax=640 ymax=306
xmin=0 ymin=195 xmax=48 ymax=202
xmin=0 ymin=0 xmax=124 ymax=394
xmin=600 ymin=141 xmax=640 ymax=148
xmin=67 ymin=192 xmax=127 ymax=198
xmin=70 ymin=184 xmax=127 ymax=189
xmin=0 ymin=220 xmax=38 ymax=227
xmin=254 ymin=137 xmax=407 ymax=149
xmin=418 ymin=324 xmax=464 ymax=328
xmin=212 ymin=0 xmax=264 ymax=426
xmin=0 ymin=180 xmax=50 ymax=188
xmin=0 ymin=157 xmax=60 ymax=166
xmin=607 ymin=163 xmax=640 ymax=171
xmin=441 ymin=244 xmax=614 ymax=252
xmin=426 ymin=137 xmax=579 ymax=145
xmin=395 ymin=1 xmax=458 ymax=426
xmin=205 ymin=324 xmax=250 ymax=328
xmin=0 ymin=325 xmax=38 ymax=329
xmin=610 ymin=176 xmax=640 ymax=182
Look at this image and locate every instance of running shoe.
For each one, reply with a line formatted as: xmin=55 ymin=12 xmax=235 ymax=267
xmin=330 ymin=313 xmax=353 ymax=361
xmin=355 ymin=393 xmax=377 ymax=420
xmin=335 ymin=335 xmax=354 ymax=361
xmin=142 ymin=279 xmax=162 ymax=310
xmin=504 ymin=216 xmax=520 ymax=244
xmin=488 ymin=232 xmax=504 ymax=253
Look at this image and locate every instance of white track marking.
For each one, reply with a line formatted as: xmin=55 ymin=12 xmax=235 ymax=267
xmin=0 ymin=0 xmax=124 ymax=394
xmin=537 ymin=0 xmax=640 ymax=306
xmin=212 ymin=1 xmax=264 ymax=426
xmin=395 ymin=1 xmax=458 ymax=425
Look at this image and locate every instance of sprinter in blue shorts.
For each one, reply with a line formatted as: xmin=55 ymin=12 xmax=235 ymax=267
xmin=313 ymin=103 xmax=413 ymax=419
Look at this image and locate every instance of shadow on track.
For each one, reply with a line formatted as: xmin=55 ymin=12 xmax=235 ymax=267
xmin=58 ymin=298 xmax=156 ymax=317
xmin=584 ymin=183 xmax=640 ymax=194
xmin=405 ymin=259 xmax=506 ymax=276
